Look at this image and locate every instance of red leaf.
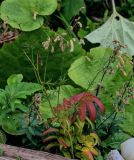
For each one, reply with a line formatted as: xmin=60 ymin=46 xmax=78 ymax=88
xmin=63 ymin=98 xmax=70 ymax=108
xmin=93 ymin=96 xmax=105 ymax=112
xmin=53 ymin=92 xmax=105 ymax=122
xmin=86 ymin=102 xmax=97 ymax=122
xmin=63 ymin=99 xmax=71 ymax=109
xmin=78 ymin=103 xmax=87 ymax=121
xmin=43 ymin=128 xmax=58 ymax=135
xmin=70 ymin=92 xmax=85 ymax=103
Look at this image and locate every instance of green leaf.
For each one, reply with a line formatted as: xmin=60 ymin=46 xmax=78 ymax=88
xmin=14 ymin=103 xmax=29 ymax=112
xmin=5 ymin=82 xmax=42 ymax=99
xmin=101 ymin=132 xmax=130 ymax=150
xmin=120 ymin=101 xmax=134 ymax=136
xmin=61 ymin=0 xmax=85 ymax=22
xmin=7 ymin=74 xmax=23 ymax=85
xmin=0 ymin=0 xmax=57 ymax=31
xmin=4 ymin=82 xmax=42 ymax=111
xmin=39 ymin=85 xmax=81 ymax=121
xmin=2 ymin=113 xmax=26 ymax=135
xmin=0 ymin=74 xmax=42 ymax=113
xmin=68 ymin=47 xmax=112 ymax=90
xmin=120 ymin=112 xmax=134 ymax=135
xmin=85 ymin=11 xmax=134 ymax=55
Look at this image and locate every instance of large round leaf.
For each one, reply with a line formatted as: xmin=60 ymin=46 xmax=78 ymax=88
xmin=0 ymin=0 xmax=57 ymax=31
xmin=68 ymin=47 xmax=112 ymax=90
xmin=2 ymin=113 xmax=26 ymax=135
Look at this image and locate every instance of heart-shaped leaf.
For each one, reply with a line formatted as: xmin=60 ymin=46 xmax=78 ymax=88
xmin=0 ymin=0 xmax=57 ymax=31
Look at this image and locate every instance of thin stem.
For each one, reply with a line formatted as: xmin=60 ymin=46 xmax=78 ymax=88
xmin=24 ymin=51 xmax=40 ymax=83
xmin=96 ymin=50 xmax=116 ymax=96
xmin=112 ymin=0 xmax=116 ymax=13
xmin=24 ymin=51 xmax=55 ymax=116
xmin=43 ymin=51 xmax=49 ymax=83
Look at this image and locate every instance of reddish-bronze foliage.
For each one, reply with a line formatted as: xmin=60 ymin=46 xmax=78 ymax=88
xmin=54 ymin=92 xmax=105 ymax=122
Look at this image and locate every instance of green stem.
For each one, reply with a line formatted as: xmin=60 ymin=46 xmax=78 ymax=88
xmin=24 ymin=51 xmax=55 ymax=116
xmin=24 ymin=51 xmax=40 ymax=83
xmin=95 ymin=50 xmax=116 ymax=96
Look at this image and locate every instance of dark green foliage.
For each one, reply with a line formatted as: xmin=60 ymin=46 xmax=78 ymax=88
xmin=0 ymin=27 xmax=85 ymax=86
xmin=0 ymin=28 xmax=49 ymax=86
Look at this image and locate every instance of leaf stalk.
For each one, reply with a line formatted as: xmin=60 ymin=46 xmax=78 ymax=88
xmin=112 ymin=0 xmax=116 ymax=13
